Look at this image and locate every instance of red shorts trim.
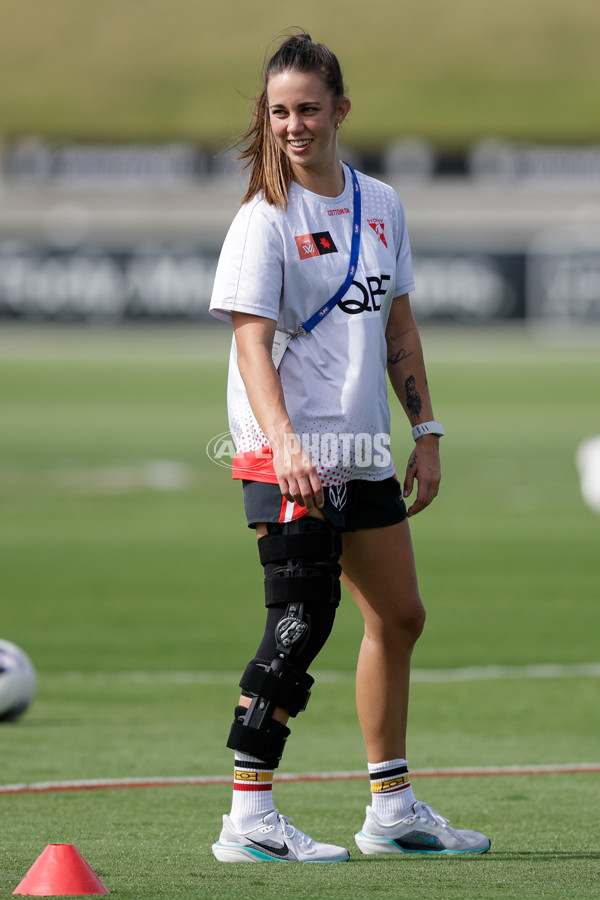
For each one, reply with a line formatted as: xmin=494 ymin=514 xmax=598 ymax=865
xmin=277 ymin=495 xmax=309 ymax=523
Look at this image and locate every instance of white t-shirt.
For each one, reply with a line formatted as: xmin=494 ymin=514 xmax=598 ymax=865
xmin=210 ymin=164 xmax=415 ymax=487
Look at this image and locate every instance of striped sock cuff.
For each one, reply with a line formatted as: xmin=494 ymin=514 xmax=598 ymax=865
xmin=368 ymin=760 xmax=411 ymax=796
xmin=233 ymin=758 xmax=274 ymax=792
xmin=234 ymin=757 xmax=274 ymax=770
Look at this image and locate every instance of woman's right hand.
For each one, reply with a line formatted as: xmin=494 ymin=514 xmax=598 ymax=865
xmin=273 ymin=431 xmax=324 ymax=510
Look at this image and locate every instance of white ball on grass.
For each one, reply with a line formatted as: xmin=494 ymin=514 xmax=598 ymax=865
xmin=0 ymin=639 xmax=37 ymax=722
xmin=576 ymin=436 xmax=600 ymax=514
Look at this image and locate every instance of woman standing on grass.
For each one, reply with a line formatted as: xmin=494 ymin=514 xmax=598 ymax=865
xmin=209 ymin=31 xmax=491 ymax=862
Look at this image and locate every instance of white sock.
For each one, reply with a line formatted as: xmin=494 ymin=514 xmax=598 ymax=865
xmin=229 ymin=752 xmax=275 ymax=830
xmin=368 ymin=758 xmax=417 ymax=823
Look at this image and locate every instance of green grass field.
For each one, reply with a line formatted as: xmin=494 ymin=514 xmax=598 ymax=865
xmin=1 ymin=324 xmax=599 ymax=899
xmin=1 ymin=0 xmax=600 ymax=147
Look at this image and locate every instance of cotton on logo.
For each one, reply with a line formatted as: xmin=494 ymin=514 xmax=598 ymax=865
xmin=368 ymin=218 xmax=388 ymax=247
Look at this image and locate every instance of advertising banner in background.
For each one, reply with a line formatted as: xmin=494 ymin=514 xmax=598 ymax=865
xmin=1 ymin=140 xmax=599 ymax=326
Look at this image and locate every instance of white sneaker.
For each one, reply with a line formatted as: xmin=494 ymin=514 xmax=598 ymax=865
xmin=212 ymin=809 xmax=350 ymax=862
xmin=355 ymin=801 xmax=491 ymax=855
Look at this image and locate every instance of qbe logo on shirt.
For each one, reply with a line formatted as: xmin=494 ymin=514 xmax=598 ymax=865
xmin=295 ymin=232 xmax=338 ymax=259
xmin=330 ymin=269 xmax=394 ymax=317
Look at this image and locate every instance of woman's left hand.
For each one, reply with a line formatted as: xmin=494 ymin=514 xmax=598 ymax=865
xmin=402 ymin=435 xmax=441 ymax=516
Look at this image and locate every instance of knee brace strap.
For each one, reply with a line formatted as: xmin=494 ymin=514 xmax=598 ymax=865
xmin=258 ymin=518 xmax=342 ymax=609
xmin=227 ymin=705 xmax=290 ymax=768
xmin=258 ymin=524 xmax=341 ymax=566
xmin=240 ymin=658 xmax=314 ymax=717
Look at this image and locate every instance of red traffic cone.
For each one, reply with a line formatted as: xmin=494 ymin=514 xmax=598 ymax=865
xmin=13 ymin=844 xmax=109 ymax=896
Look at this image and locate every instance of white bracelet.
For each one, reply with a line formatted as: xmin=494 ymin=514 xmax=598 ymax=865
xmin=412 ymin=421 xmax=445 ymax=441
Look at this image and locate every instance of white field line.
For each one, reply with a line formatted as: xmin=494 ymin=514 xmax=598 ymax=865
xmin=2 ymin=763 xmax=599 ymax=796
xmin=48 ymin=662 xmax=600 ymax=685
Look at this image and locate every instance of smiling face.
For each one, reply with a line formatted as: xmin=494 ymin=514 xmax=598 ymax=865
xmin=267 ymin=70 xmax=350 ymax=189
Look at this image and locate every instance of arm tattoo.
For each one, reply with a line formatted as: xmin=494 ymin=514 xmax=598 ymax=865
xmin=405 ymin=375 xmax=422 ymax=417
xmin=388 ymin=348 xmax=413 ymax=365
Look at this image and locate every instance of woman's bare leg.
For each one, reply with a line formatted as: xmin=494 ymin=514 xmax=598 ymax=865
xmin=341 ymin=520 xmax=425 ymax=763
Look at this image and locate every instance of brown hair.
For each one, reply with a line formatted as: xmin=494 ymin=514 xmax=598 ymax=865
xmin=236 ymin=33 xmax=346 ymax=209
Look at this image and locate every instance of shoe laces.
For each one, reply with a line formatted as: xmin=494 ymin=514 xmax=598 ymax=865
xmin=276 ymin=813 xmax=314 ymax=850
xmin=411 ymin=802 xmax=450 ymax=829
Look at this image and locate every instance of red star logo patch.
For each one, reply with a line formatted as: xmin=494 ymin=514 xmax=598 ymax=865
xmin=295 ymin=231 xmax=338 ymax=259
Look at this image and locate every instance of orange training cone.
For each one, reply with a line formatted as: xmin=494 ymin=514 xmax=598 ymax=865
xmin=13 ymin=844 xmax=109 ymax=896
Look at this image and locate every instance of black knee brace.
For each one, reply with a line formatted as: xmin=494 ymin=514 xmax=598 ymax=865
xmin=260 ymin=517 xmax=342 ymax=610
xmin=227 ymin=517 xmax=342 ymax=767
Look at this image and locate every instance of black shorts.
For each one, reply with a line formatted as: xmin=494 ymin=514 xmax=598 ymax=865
xmin=242 ymin=477 xmax=407 ymax=532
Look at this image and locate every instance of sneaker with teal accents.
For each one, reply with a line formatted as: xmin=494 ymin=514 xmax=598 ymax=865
xmin=355 ymin=801 xmax=491 ymax=855
xmin=212 ymin=809 xmax=350 ymax=862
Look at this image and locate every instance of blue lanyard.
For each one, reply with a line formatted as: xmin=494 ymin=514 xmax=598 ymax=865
xmin=298 ymin=163 xmax=361 ymax=335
